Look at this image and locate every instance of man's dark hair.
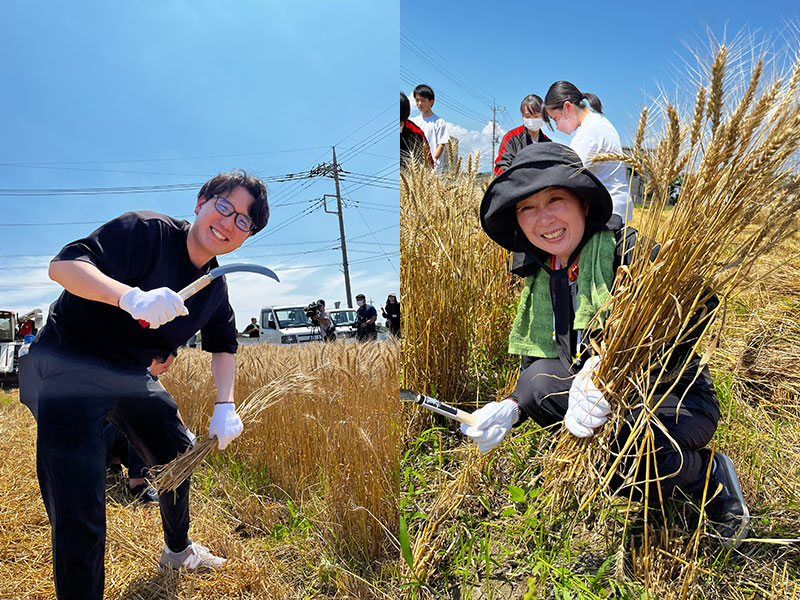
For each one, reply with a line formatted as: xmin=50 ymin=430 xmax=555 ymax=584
xmin=413 ymin=84 xmax=434 ymax=102
xmin=197 ymin=170 xmax=269 ymax=234
xmin=317 ymin=299 xmax=326 ymax=307
xmin=401 ymin=92 xmax=411 ymax=122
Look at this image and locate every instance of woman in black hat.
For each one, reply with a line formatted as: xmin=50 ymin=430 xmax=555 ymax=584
xmin=461 ymin=142 xmax=749 ymax=548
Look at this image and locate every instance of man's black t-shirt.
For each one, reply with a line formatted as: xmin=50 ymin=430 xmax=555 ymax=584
xmin=38 ymin=211 xmax=237 ymax=369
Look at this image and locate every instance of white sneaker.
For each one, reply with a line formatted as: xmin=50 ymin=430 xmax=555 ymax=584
xmin=159 ymin=541 xmax=227 ymax=573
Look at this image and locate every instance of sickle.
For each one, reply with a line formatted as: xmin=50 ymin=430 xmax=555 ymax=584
xmin=400 ymin=388 xmax=478 ymax=427
xmin=138 ymin=263 xmax=279 ymax=327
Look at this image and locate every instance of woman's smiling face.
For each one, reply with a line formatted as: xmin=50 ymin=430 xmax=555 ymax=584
xmin=515 ymin=186 xmax=588 ymax=266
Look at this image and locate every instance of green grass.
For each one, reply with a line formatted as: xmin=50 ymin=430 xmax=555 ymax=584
xmin=398 ymin=365 xmax=800 ymax=599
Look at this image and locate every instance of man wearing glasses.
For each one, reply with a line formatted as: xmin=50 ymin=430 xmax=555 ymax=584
xmin=19 ymin=171 xmax=268 ymax=600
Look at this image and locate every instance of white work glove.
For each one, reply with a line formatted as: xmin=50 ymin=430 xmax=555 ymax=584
xmin=185 ymin=428 xmax=196 ymax=447
xmin=564 ymin=356 xmax=611 ymax=438
xmin=118 ymin=287 xmax=188 ymax=329
xmin=459 ymin=399 xmax=520 ymax=453
xmin=208 ymin=403 xmax=243 ymax=450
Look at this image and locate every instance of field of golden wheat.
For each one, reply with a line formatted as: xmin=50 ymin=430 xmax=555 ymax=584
xmin=0 ymin=339 xmax=401 ymax=600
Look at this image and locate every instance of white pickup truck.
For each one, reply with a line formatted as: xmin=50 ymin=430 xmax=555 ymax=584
xmin=258 ymin=305 xmax=321 ymax=344
xmin=256 ymin=305 xmax=360 ymax=344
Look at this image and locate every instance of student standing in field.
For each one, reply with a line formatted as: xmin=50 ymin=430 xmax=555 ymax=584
xmin=242 ymin=316 xmax=260 ymax=338
xmin=493 ymin=94 xmax=552 ymax=175
xmin=412 ymin=84 xmax=450 ymax=173
xmin=19 ymin=170 xmax=269 ymax=600
xmin=543 ymin=81 xmax=632 ymax=224
xmin=401 ymin=92 xmax=434 ymax=170
xmin=462 ymin=143 xmax=750 ymax=549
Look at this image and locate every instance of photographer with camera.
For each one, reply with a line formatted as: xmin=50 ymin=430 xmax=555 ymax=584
xmin=307 ymin=299 xmax=336 ymax=342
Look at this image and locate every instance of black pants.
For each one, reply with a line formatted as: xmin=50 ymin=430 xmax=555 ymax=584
xmin=103 ymin=421 xmax=147 ymax=479
xmin=19 ymin=344 xmax=192 ymax=600
xmin=514 ymin=357 xmax=719 ymax=499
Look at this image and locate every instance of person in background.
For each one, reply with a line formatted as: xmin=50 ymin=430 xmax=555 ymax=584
xmin=311 ymin=299 xmax=337 ymax=342
xmin=494 ymin=94 xmax=551 ymax=175
xmin=381 ymin=292 xmax=401 ymax=337
xmin=354 ymin=293 xmax=378 ymax=341
xmin=19 ymin=170 xmax=269 ymax=599
xmin=242 ymin=317 xmax=260 ymax=338
xmin=401 ymin=92 xmax=433 ymax=170
xmin=542 ymin=80 xmax=632 ymax=224
xmin=412 ymin=84 xmax=450 ymax=173
xmin=103 ymin=350 xmax=193 ymax=504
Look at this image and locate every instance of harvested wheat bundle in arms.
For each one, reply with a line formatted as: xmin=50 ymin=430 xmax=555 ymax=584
xmin=154 ymin=373 xmax=314 ymax=493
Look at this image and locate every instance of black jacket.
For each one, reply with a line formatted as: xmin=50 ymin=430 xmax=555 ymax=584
xmin=512 ymin=224 xmax=717 ymax=395
xmin=493 ymin=126 xmax=551 ymax=175
xmin=401 ymin=120 xmax=433 ymax=170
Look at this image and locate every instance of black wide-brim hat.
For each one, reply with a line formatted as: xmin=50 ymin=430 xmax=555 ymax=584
xmin=480 ymin=143 xmax=613 ymax=252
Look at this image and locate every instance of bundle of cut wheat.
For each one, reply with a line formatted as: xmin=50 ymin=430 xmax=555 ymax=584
xmin=541 ymin=44 xmax=800 ymax=511
xmin=153 ymin=372 xmax=315 ymax=493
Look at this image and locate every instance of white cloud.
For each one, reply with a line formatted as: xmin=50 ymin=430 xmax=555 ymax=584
xmin=445 ymin=121 xmax=503 ymax=172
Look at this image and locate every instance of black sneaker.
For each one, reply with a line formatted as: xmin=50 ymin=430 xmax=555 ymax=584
xmin=128 ymin=482 xmax=159 ymax=505
xmin=705 ymin=452 xmax=750 ymax=549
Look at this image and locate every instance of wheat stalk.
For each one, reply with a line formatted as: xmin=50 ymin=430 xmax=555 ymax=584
xmin=153 ymin=373 xmax=315 ymax=493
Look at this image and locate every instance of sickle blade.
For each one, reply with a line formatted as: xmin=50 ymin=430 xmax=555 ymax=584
xmin=208 ymin=263 xmax=280 ymax=283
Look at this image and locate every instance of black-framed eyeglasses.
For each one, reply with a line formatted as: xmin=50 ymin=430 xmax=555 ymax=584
xmin=213 ymin=196 xmax=255 ymax=233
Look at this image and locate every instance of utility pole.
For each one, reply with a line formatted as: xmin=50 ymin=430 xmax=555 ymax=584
xmin=319 ymin=146 xmax=353 ymax=308
xmin=490 ymin=99 xmax=507 ymax=163
xmin=492 ymin=99 xmax=497 ymax=163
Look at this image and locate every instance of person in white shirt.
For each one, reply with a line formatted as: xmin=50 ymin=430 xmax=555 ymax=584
xmin=412 ymin=84 xmax=450 ymax=173
xmin=542 ymin=81 xmax=632 ymax=224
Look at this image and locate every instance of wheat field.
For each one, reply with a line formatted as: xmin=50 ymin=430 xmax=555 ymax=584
xmin=0 ymin=338 xmax=402 ymax=600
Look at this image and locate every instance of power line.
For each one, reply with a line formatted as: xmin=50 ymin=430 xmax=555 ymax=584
xmin=401 ymin=31 xmax=493 ymax=107
xmin=340 ymin=181 xmax=398 ymax=277
xmin=1 ymin=146 xmax=331 ymax=167
xmin=400 ymin=68 xmax=487 ymax=123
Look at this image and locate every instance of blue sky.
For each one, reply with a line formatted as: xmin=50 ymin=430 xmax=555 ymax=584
xmin=402 ymin=0 xmax=799 ymax=171
xmin=0 ymin=2 xmax=399 ymax=327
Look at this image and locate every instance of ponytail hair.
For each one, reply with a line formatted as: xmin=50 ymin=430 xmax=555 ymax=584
xmin=542 ymin=80 xmax=603 ymax=127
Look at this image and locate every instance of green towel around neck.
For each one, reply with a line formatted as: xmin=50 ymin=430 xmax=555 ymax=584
xmin=508 ymin=230 xmax=616 ymax=357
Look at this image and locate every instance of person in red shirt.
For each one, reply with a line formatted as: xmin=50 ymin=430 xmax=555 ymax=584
xmin=401 ymin=92 xmax=433 ymax=170
xmin=493 ymin=94 xmax=551 ymax=175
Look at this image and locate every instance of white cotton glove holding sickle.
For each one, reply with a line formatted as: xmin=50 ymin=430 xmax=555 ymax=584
xmin=460 ymin=399 xmax=520 ymax=452
xmin=208 ymin=403 xmax=244 ymax=450
xmin=118 ymin=287 xmax=188 ymax=329
xmin=564 ymin=355 xmax=611 ymax=438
